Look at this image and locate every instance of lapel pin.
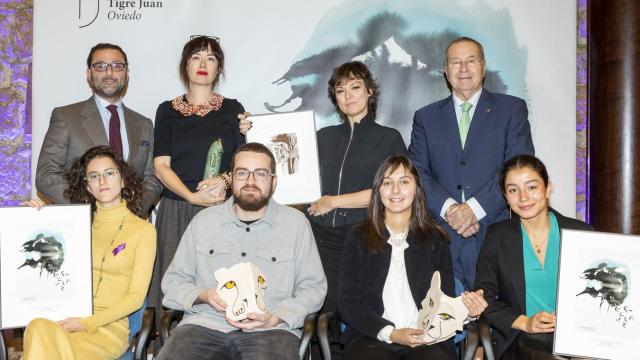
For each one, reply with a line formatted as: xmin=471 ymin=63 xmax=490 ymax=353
xmin=486 ymin=108 xmax=492 ymax=113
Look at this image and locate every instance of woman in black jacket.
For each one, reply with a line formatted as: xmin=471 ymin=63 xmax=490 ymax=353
xmin=307 ymin=61 xmax=408 ymax=312
xmin=338 ymin=156 xmax=486 ymax=360
xmin=474 ymin=155 xmax=592 ymax=359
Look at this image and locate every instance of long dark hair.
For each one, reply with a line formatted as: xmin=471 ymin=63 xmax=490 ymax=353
xmin=64 ymin=146 xmax=143 ymax=217
xmin=359 ymin=156 xmax=447 ymax=252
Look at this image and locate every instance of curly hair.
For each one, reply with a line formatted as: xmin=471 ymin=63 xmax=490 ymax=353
xmin=63 ymin=146 xmax=144 ymax=217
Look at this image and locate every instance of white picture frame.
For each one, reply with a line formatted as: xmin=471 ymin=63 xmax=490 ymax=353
xmin=0 ymin=204 xmax=93 ymax=329
xmin=554 ymin=229 xmax=639 ymax=360
xmin=246 ymin=111 xmax=322 ymax=205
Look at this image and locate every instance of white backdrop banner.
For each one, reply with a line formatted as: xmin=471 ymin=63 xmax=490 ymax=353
xmin=32 ymin=0 xmax=577 ymax=215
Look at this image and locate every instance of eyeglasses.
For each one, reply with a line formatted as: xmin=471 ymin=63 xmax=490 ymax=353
xmin=447 ymin=57 xmax=483 ymax=69
xmin=233 ymin=168 xmax=274 ymax=182
xmin=85 ymin=168 xmax=121 ymax=182
xmin=190 ymin=35 xmax=220 ymax=42
xmin=90 ymin=62 xmax=128 ymax=72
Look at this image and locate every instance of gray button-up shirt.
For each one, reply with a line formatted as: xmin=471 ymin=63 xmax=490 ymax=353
xmin=161 ymin=197 xmax=327 ymax=336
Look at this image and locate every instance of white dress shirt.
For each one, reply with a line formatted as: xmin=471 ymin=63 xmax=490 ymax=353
xmin=439 ymin=89 xmax=487 ymax=222
xmin=376 ymin=227 xmax=419 ymax=343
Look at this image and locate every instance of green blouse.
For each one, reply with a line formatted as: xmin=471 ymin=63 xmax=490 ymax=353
xmin=522 ymin=212 xmax=560 ymax=317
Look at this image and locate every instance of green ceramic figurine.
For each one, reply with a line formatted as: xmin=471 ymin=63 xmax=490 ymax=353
xmin=203 ymin=138 xmax=223 ymax=179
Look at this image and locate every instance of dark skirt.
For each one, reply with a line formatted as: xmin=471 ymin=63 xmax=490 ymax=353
xmin=149 ymin=198 xmax=205 ymax=320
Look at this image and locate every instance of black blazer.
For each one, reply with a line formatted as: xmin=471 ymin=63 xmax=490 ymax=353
xmin=337 ymin=225 xmax=455 ymax=346
xmin=474 ymin=208 xmax=592 ymax=358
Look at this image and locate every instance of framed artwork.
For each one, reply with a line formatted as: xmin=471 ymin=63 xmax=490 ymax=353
xmin=246 ymin=111 xmax=322 ymax=205
xmin=0 ymin=205 xmax=93 ymax=329
xmin=555 ymin=229 xmax=639 ymax=360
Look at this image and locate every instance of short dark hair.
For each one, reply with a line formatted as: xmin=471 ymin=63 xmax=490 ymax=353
xmin=87 ymin=43 xmax=128 ymax=68
xmin=444 ymin=36 xmax=485 ymax=66
xmin=359 ymin=155 xmax=447 ymax=252
xmin=64 ymin=145 xmax=143 ymax=217
xmin=231 ymin=142 xmax=276 ymax=174
xmin=179 ymin=36 xmax=225 ymax=89
xmin=327 ymin=61 xmax=380 ymax=121
xmin=499 ymin=154 xmax=549 ymax=193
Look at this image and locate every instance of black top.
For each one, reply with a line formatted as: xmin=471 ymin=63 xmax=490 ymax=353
xmin=338 ymin=225 xmax=455 ymax=348
xmin=153 ymin=97 xmax=245 ymax=200
xmin=313 ymin=113 xmax=408 ymax=227
xmin=474 ymin=208 xmax=592 ymax=359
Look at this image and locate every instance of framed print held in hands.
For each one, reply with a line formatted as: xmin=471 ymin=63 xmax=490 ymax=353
xmin=0 ymin=204 xmax=93 ymax=329
xmin=555 ymin=229 xmax=639 ymax=360
xmin=246 ymin=111 xmax=321 ymax=205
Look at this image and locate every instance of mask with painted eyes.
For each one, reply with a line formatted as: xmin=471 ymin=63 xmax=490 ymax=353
xmin=214 ymin=262 xmax=268 ymax=321
xmin=417 ymin=271 xmax=468 ymax=344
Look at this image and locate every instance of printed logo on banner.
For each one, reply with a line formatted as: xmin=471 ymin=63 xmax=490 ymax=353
xmin=78 ymin=0 xmax=163 ymax=28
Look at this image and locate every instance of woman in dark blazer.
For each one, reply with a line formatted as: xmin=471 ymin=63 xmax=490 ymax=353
xmin=307 ymin=61 xmax=408 ymax=314
xmin=475 ymin=155 xmax=591 ymax=359
xmin=338 ymin=156 xmax=486 ymax=360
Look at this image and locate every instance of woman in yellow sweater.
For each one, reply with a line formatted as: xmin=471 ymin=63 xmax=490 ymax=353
xmin=22 ymin=145 xmax=157 ymax=360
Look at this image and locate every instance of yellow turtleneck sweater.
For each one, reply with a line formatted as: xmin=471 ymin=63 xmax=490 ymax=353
xmin=22 ymin=201 xmax=156 ymax=360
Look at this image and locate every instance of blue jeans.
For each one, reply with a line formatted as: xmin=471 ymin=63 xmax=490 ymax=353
xmin=156 ymin=324 xmax=299 ymax=360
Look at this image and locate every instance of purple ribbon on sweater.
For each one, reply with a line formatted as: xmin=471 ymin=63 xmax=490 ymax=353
xmin=112 ymin=242 xmax=126 ymax=256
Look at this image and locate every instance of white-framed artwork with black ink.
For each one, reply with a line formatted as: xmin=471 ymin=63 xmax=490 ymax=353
xmin=0 ymin=204 xmax=93 ymax=329
xmin=554 ymin=229 xmax=639 ymax=360
xmin=246 ymin=111 xmax=321 ymax=205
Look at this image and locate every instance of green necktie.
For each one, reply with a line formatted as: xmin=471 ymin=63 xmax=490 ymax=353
xmin=459 ymin=102 xmax=473 ymax=147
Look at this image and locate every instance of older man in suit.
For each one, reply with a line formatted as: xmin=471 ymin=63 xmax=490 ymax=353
xmin=409 ymin=37 xmax=534 ymax=290
xmin=36 ymin=43 xmax=162 ymax=213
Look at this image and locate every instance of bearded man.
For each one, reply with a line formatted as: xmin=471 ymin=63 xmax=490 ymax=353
xmin=36 ymin=43 xmax=162 ymax=214
xmin=158 ymin=142 xmax=327 ymax=360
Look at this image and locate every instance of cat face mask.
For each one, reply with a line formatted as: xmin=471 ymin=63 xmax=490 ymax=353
xmin=417 ymin=271 xmax=468 ymax=344
xmin=214 ymin=262 xmax=267 ymax=321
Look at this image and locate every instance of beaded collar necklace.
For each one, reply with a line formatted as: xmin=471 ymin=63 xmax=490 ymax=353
xmin=172 ymin=93 xmax=224 ymax=116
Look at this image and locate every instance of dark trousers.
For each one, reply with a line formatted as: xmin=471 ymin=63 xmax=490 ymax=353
xmin=156 ymin=324 xmax=299 ymax=360
xmin=501 ymin=332 xmax=554 ymax=360
xmin=445 ymin=224 xmax=486 ymax=290
xmin=311 ymin=222 xmax=348 ymax=313
xmin=345 ymin=336 xmax=455 ymax=360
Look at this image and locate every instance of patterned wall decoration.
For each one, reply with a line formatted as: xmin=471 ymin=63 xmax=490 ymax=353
xmin=576 ymin=0 xmax=588 ymax=222
xmin=0 ymin=0 xmax=32 ymax=206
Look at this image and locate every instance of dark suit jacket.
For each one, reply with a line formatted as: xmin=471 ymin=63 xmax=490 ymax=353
xmin=36 ymin=96 xmax=162 ymax=213
xmin=474 ymin=208 xmax=592 ymax=359
xmin=408 ymin=88 xmax=534 ymax=287
xmin=337 ymin=225 xmax=455 ymax=348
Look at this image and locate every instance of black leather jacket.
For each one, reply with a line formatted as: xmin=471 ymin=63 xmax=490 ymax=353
xmin=311 ymin=113 xmax=407 ymax=227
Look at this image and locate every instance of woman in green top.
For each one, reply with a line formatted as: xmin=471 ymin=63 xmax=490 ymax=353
xmin=474 ymin=155 xmax=591 ymax=360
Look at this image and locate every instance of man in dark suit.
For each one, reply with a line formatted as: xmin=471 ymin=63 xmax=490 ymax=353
xmin=36 ymin=43 xmax=162 ymax=213
xmin=408 ymin=37 xmax=534 ymax=290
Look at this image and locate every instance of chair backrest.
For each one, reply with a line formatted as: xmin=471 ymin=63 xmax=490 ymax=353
xmin=127 ymin=299 xmax=147 ymax=343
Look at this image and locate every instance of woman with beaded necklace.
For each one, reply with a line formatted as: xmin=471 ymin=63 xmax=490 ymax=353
xmin=21 ymin=145 xmax=156 ymax=359
xmin=151 ymin=36 xmax=249 ymax=318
